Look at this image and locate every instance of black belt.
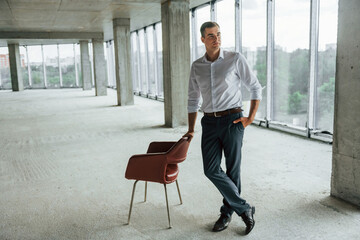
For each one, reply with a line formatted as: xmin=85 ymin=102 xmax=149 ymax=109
xmin=204 ymin=108 xmax=242 ymax=117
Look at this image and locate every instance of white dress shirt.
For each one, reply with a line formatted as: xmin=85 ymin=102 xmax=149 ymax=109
xmin=187 ymin=48 xmax=262 ymax=113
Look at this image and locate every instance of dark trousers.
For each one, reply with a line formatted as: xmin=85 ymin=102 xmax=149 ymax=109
xmin=201 ymin=112 xmax=250 ymax=217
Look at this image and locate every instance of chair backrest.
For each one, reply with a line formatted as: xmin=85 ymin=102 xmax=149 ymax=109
xmin=166 ymin=137 xmax=190 ymax=164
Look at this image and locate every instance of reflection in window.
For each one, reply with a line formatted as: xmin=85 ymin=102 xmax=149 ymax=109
xmin=316 ymin=0 xmax=338 ymax=132
xmin=59 ymin=44 xmax=76 ymax=87
xmin=28 ymin=45 xmax=44 ymax=88
xmin=196 ymin=4 xmax=211 ymax=58
xmin=242 ymin=0 xmax=267 ymax=119
xmin=216 ymin=0 xmax=235 ymax=52
xmin=273 ymin=0 xmax=310 ymax=127
xmin=0 ymin=47 xmax=11 ymax=89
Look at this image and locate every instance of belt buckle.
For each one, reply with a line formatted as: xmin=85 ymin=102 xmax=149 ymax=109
xmin=214 ymin=111 xmax=221 ymax=117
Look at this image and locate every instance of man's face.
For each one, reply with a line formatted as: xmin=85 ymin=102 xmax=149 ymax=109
xmin=201 ymin=26 xmax=221 ymax=51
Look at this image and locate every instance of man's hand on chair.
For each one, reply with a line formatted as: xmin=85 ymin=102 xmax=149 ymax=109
xmin=183 ymin=131 xmax=194 ymax=142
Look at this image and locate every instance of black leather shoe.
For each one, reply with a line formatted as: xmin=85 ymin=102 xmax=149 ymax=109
xmin=212 ymin=214 xmax=232 ymax=232
xmin=240 ymin=206 xmax=255 ymax=235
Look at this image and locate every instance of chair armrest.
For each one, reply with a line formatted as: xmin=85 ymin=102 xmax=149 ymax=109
xmin=146 ymin=141 xmax=177 ymax=153
xmin=125 ymin=153 xmax=168 ymax=183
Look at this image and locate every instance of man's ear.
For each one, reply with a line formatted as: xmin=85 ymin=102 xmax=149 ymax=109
xmin=201 ymin=37 xmax=205 ymax=43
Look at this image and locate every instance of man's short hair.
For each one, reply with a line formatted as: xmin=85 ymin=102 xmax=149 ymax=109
xmin=200 ymin=21 xmax=220 ymax=38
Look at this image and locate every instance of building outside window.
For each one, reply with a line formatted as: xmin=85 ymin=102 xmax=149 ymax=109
xmin=0 ymin=48 xmax=12 ymax=89
xmin=43 ymin=45 xmax=60 ymax=88
xmin=59 ymin=44 xmax=76 ymax=87
xmin=273 ymin=0 xmax=310 ymax=128
xmin=316 ymin=0 xmax=338 ymax=132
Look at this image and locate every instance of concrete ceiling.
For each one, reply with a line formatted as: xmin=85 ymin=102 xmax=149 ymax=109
xmin=0 ymin=0 xmax=209 ymax=47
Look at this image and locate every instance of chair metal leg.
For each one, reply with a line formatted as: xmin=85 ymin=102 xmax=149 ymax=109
xmin=144 ymin=181 xmax=147 ymax=202
xmin=163 ymin=184 xmax=172 ymax=228
xmin=127 ymin=180 xmax=139 ymax=225
xmin=175 ymin=180 xmax=183 ymax=205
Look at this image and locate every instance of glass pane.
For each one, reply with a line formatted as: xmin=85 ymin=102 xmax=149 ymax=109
xmin=242 ymin=0 xmax=267 ymax=119
xmin=273 ymin=0 xmax=310 ymax=127
xmin=103 ymin=42 xmax=109 ymax=87
xmin=155 ymin=23 xmax=163 ymax=97
xmin=216 ymin=0 xmax=235 ymax=52
xmin=190 ymin=11 xmax=194 ymax=62
xmin=138 ymin=29 xmax=148 ymax=94
xmin=196 ymin=4 xmax=211 ymax=58
xmin=74 ymin=44 xmax=82 ymax=87
xmin=316 ymin=0 xmax=338 ymax=132
xmin=59 ymin=44 xmax=76 ymax=87
xmin=28 ymin=45 xmax=44 ymax=88
xmin=19 ymin=46 xmax=29 ymax=88
xmin=43 ymin=45 xmax=60 ymax=88
xmin=0 ymin=47 xmax=11 ymax=89
xmin=131 ymin=33 xmax=140 ymax=92
xmin=110 ymin=41 xmax=116 ymax=88
xmin=106 ymin=41 xmax=115 ymax=88
xmin=88 ymin=43 xmax=95 ymax=87
xmin=146 ymin=26 xmax=156 ymax=96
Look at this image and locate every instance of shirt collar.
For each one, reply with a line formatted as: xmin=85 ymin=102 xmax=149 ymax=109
xmin=202 ymin=48 xmax=224 ymax=63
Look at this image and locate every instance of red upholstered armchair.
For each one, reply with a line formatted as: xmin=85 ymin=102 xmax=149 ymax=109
xmin=125 ymin=137 xmax=190 ymax=228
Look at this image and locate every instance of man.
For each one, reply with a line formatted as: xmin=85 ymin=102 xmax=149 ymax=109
xmin=184 ymin=22 xmax=262 ymax=235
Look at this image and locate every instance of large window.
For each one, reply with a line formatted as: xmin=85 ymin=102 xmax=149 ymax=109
xmin=138 ymin=29 xmax=148 ymax=95
xmin=88 ymin=43 xmax=95 ymax=87
xmin=28 ymin=45 xmax=44 ymax=88
xmin=74 ymin=44 xmax=82 ymax=87
xmin=146 ymin=26 xmax=156 ymax=96
xmin=155 ymin=23 xmax=163 ymax=97
xmin=195 ymin=4 xmax=211 ymax=58
xmin=316 ymin=0 xmax=338 ymax=132
xmin=131 ymin=33 xmax=140 ymax=92
xmin=0 ymin=47 xmax=11 ymax=89
xmin=130 ymin=22 xmax=163 ymax=99
xmin=43 ymin=45 xmax=60 ymax=88
xmin=216 ymin=0 xmax=235 ymax=52
xmin=19 ymin=46 xmax=29 ymax=88
xmin=273 ymin=0 xmax=310 ymax=128
xmin=242 ymin=0 xmax=267 ymax=119
xmin=127 ymin=0 xmax=337 ymax=140
xmin=59 ymin=44 xmax=76 ymax=87
xmin=105 ymin=41 xmax=116 ymax=88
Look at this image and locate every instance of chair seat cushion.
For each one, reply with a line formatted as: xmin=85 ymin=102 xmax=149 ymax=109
xmin=166 ymin=164 xmax=179 ymax=182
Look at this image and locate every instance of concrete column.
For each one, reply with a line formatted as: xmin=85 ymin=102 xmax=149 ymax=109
xmin=161 ymin=0 xmax=191 ymax=127
xmin=113 ymin=18 xmax=134 ymax=106
xmin=331 ymin=0 xmax=360 ymax=206
xmin=92 ymin=39 xmax=107 ymax=96
xmin=79 ymin=40 xmax=92 ymax=90
xmin=8 ymin=44 xmax=24 ymax=91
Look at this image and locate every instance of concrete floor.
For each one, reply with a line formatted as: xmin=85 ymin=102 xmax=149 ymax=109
xmin=0 ymin=89 xmax=359 ymax=240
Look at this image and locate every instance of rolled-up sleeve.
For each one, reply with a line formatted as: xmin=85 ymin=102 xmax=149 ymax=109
xmin=187 ymin=64 xmax=201 ymax=113
xmin=237 ymin=54 xmax=262 ymax=101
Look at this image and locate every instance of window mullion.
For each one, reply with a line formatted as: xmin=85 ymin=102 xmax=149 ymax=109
xmin=235 ymin=0 xmax=241 ymax=53
xmin=307 ymin=0 xmax=320 ymax=136
xmin=266 ymin=0 xmax=274 ymax=125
